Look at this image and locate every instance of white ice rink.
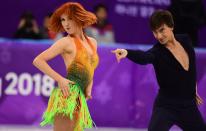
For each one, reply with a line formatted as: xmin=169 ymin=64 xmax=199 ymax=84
xmin=0 ymin=125 xmax=182 ymax=131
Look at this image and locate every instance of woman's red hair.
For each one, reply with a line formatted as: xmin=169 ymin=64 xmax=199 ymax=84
xmin=49 ymin=2 xmax=97 ymax=32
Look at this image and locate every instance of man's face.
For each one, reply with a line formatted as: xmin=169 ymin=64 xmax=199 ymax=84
xmin=152 ymin=24 xmax=173 ymax=45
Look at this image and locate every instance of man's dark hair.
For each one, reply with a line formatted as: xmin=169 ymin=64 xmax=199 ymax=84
xmin=149 ymin=10 xmax=174 ymax=31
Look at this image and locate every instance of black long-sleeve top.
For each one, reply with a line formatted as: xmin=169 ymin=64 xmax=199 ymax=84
xmin=127 ymin=34 xmax=196 ymax=100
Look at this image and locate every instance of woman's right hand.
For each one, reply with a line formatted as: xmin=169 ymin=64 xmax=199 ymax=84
xmin=58 ymin=77 xmax=75 ymax=98
xmin=111 ymin=49 xmax=128 ymax=63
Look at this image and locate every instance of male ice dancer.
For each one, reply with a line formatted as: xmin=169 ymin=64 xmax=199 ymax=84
xmin=112 ymin=10 xmax=206 ymax=131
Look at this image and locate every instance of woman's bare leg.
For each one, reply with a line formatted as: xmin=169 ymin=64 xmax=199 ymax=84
xmin=53 ymin=114 xmax=76 ymax=131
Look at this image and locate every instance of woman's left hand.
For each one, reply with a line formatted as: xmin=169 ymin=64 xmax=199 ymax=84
xmin=85 ymin=87 xmax=92 ymax=101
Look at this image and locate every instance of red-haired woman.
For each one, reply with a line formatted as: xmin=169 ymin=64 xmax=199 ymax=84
xmin=33 ymin=2 xmax=99 ymax=131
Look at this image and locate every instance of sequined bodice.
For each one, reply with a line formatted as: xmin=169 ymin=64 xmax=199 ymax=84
xmin=67 ymin=36 xmax=99 ymax=90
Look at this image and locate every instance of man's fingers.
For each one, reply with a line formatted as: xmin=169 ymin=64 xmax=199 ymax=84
xmin=198 ymin=96 xmax=203 ymax=103
xmin=198 ymin=99 xmax=203 ymax=105
xmin=112 ymin=49 xmax=122 ymax=55
xmin=111 ymin=49 xmax=123 ymax=63
xmin=199 ymin=98 xmax=203 ymax=104
xmin=111 ymin=50 xmax=117 ymax=53
xmin=117 ymin=57 xmax=121 ymax=63
xmin=117 ymin=55 xmax=124 ymax=63
xmin=196 ymin=96 xmax=203 ymax=105
xmin=199 ymin=97 xmax=203 ymax=102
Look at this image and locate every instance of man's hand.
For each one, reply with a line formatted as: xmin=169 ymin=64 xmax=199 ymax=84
xmin=196 ymin=93 xmax=203 ymax=105
xmin=111 ymin=49 xmax=128 ymax=63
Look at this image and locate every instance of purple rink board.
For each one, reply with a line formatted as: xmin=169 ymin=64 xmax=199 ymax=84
xmin=0 ymin=39 xmax=206 ymax=128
